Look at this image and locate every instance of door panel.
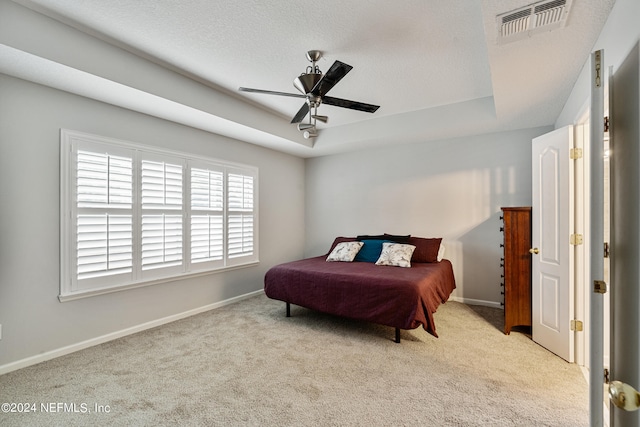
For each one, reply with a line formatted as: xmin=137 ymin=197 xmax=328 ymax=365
xmin=532 ymin=125 xmax=574 ymax=362
xmin=610 ymin=42 xmax=640 ymax=427
xmin=541 ymin=274 xmax=560 ymax=331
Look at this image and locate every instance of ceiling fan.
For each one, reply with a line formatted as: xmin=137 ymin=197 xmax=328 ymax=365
xmin=239 ymin=50 xmax=380 ymax=138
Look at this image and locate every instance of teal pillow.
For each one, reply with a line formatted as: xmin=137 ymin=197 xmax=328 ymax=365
xmin=354 ymin=239 xmax=390 ymax=262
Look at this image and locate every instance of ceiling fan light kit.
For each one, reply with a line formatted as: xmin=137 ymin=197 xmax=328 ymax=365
xmin=303 ymin=129 xmax=317 ymax=139
xmin=297 ymin=123 xmax=314 ymax=131
xmin=239 ymin=50 xmax=379 ymax=139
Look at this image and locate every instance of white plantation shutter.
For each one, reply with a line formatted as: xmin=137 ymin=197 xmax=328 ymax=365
xmin=61 ymin=130 xmax=258 ymax=300
xmin=227 ymin=172 xmax=255 ymax=259
xmin=141 ymin=214 xmax=183 ymax=269
xmin=191 ymin=168 xmax=224 ymax=265
xmin=191 ymin=168 xmax=223 ymax=211
xmin=141 ymin=158 xmax=183 ymax=274
xmin=77 ymin=150 xmax=132 ymax=208
xmin=191 ymin=215 xmax=223 ymax=262
xmin=141 ymin=160 xmax=183 ymax=209
xmin=76 ymin=214 xmax=132 ymax=279
xmin=75 ymin=149 xmax=133 ymax=283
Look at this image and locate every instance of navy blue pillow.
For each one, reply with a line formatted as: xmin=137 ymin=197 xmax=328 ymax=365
xmin=354 ymin=239 xmax=390 ymax=262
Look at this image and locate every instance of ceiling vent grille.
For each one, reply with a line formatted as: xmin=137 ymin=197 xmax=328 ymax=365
xmin=497 ymin=0 xmax=572 ymax=43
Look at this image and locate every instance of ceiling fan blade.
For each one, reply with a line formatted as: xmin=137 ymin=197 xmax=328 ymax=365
xmin=239 ymin=87 xmax=305 ymax=99
xmin=311 ymin=60 xmax=353 ymax=97
xmin=290 ymin=103 xmax=310 ymax=124
xmin=322 ymin=96 xmax=380 ymax=113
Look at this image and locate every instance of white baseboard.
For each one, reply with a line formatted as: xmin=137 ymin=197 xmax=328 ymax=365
xmin=450 ymin=296 xmax=503 ymax=309
xmin=0 ymin=289 xmax=264 ymax=376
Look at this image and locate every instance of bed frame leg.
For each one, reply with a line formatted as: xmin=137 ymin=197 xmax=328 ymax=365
xmin=286 ymin=302 xmax=290 ymax=317
xmin=395 ymin=328 xmax=401 ymax=343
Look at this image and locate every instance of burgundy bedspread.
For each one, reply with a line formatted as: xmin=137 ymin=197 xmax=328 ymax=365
xmin=264 ymin=257 xmax=456 ymax=337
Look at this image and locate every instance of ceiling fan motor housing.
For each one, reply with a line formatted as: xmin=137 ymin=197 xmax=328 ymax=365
xmin=293 ymin=73 xmax=322 ymax=95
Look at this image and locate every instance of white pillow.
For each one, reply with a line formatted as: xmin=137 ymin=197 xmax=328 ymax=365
xmin=437 ymin=243 xmax=445 ymax=262
xmin=326 ymin=241 xmax=364 ymax=262
xmin=375 ymin=242 xmax=416 ymax=268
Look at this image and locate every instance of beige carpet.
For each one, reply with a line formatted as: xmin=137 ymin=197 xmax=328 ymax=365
xmin=0 ymin=294 xmax=588 ymax=426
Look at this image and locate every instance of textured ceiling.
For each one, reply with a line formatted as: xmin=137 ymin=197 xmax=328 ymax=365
xmin=10 ymin=0 xmax=616 ymax=157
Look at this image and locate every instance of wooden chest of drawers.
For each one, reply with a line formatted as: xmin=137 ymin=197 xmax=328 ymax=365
xmin=500 ymin=207 xmax=532 ymax=335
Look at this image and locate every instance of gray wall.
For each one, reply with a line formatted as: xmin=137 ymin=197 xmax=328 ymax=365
xmin=0 ymin=75 xmax=305 ymax=368
xmin=0 ymin=1 xmax=306 ymax=370
xmin=305 ymin=127 xmax=552 ymax=305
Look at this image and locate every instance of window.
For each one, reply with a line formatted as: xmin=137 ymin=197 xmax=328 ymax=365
xmin=60 ymin=129 xmax=258 ymax=300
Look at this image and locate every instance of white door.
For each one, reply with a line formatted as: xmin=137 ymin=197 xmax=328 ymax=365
xmin=532 ymin=125 xmax=574 ymax=362
xmin=586 ymin=50 xmax=606 ymax=426
xmin=608 ymin=42 xmax=640 ymax=427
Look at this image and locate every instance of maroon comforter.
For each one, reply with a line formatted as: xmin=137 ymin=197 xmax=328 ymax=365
xmin=264 ymin=257 xmax=456 ymax=337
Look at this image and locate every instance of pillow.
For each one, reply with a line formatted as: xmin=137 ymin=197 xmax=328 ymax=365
xmin=354 ymin=239 xmax=390 ymax=262
xmin=375 ymin=242 xmax=416 ymax=268
xmin=326 ymin=236 xmax=357 ymax=255
xmin=383 ymin=233 xmax=411 ymax=243
xmin=357 ymin=234 xmax=411 ymax=243
xmin=326 ymin=241 xmax=364 ymax=262
xmin=409 ymin=237 xmax=442 ymax=263
xmin=437 ymin=243 xmax=445 ymax=262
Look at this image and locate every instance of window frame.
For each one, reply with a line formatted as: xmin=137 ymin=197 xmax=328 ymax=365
xmin=60 ymin=129 xmax=259 ymax=301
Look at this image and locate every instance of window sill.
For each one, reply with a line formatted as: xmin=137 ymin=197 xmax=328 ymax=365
xmin=58 ymin=261 xmax=259 ymax=302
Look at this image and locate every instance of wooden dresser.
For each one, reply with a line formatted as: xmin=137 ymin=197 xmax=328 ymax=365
xmin=500 ymin=207 xmax=532 ymax=335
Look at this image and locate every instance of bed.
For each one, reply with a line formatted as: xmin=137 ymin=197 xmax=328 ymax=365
xmin=264 ymin=235 xmax=456 ymax=342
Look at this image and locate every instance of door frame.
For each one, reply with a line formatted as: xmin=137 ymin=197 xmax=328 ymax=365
xmin=574 ymin=110 xmax=590 ymax=369
xmin=574 ymin=94 xmax=607 ymax=375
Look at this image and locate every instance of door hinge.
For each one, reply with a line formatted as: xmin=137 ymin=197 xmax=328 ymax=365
xmin=570 ymin=148 xmax=583 ymax=159
xmin=570 ymin=320 xmax=584 ymax=332
xmin=604 ymin=242 xmax=610 ymax=258
xmin=595 ymin=50 xmax=602 ymax=87
xmin=594 ymin=280 xmax=607 ymax=294
xmin=570 ymin=234 xmax=583 ymax=245
xmin=604 ymin=116 xmax=610 ymax=132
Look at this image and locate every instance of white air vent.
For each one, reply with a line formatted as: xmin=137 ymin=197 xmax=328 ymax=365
xmin=497 ymin=0 xmax=572 ymax=44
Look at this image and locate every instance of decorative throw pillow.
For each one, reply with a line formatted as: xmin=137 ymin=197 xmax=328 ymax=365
xmin=409 ymin=237 xmax=442 ymax=263
xmin=375 ymin=242 xmax=416 ymax=268
xmin=326 ymin=236 xmax=357 ymax=255
xmin=354 ymin=239 xmax=390 ymax=262
xmin=326 ymin=241 xmax=364 ymax=262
